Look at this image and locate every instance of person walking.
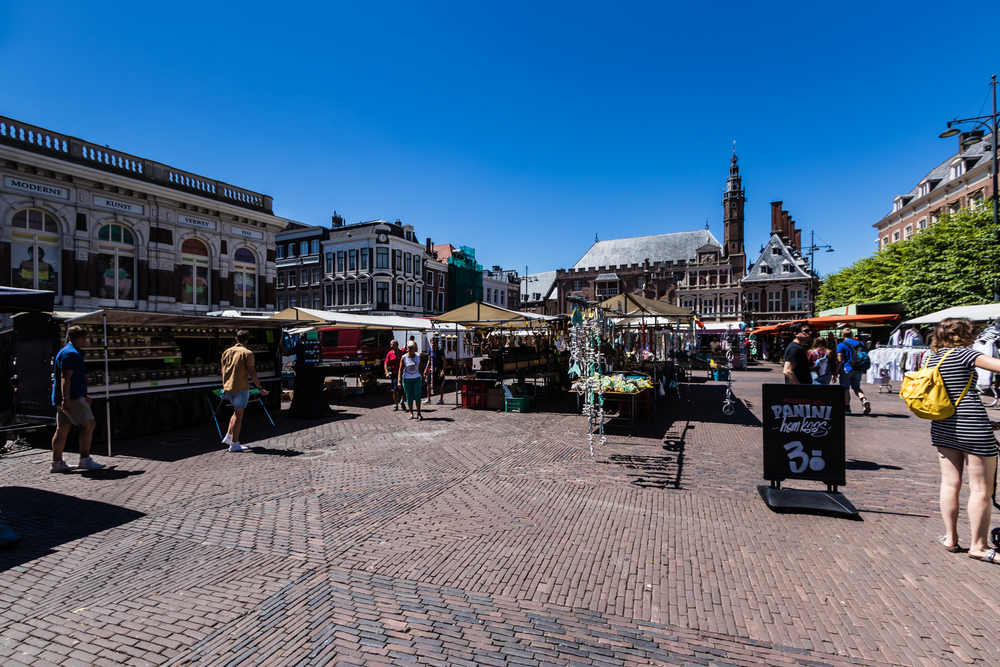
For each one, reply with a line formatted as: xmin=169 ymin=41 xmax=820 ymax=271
xmin=835 ymin=327 xmax=871 ymax=415
xmin=399 ymin=341 xmax=424 ymax=420
xmin=923 ymin=317 xmax=1000 ymax=564
xmin=220 ymin=330 xmax=269 ymax=452
xmin=781 ymin=323 xmax=815 ymax=385
xmin=385 ymin=339 xmax=404 ymax=411
xmin=808 ymin=337 xmax=834 ymax=385
xmin=50 ymin=326 xmax=104 ymax=473
xmin=430 ymin=338 xmax=446 ymax=405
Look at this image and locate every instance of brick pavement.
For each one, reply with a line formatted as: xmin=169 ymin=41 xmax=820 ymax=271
xmin=1 ymin=364 xmax=999 ymax=666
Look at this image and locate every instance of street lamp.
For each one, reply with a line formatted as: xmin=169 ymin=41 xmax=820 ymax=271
xmin=803 ymin=229 xmax=834 ymax=277
xmin=940 ymin=74 xmax=999 ymax=298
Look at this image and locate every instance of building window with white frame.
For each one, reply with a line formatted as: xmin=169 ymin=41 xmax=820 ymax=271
xmin=702 ymin=299 xmax=714 ymax=314
xmin=95 ymin=222 xmax=136 ymax=305
xmin=723 ymin=298 xmax=735 ymax=314
xmin=745 ymin=292 xmax=759 ymax=313
xmin=361 ymin=248 xmax=369 ymax=270
xmin=288 ymin=271 xmax=297 ymax=288
xmin=348 ymin=250 xmax=356 ymax=271
xmin=276 ymin=245 xmax=284 ymax=259
xmin=277 ymin=272 xmax=285 ymax=289
xmin=312 ymin=294 xmax=321 ymax=309
xmin=905 ymin=225 xmax=913 ymax=240
xmin=325 ymin=252 xmax=333 ymax=273
xmin=180 ymin=238 xmax=210 ymax=307
xmin=310 ymin=240 xmax=320 ymax=255
xmin=376 ymin=247 xmax=389 ymax=269
xmin=395 ymin=283 xmax=402 ymax=305
xmin=360 ymin=281 xmax=369 ymax=305
xmin=893 ymin=231 xmax=900 ymax=242
xmin=348 ymin=283 xmax=356 ymax=305
xmin=788 ymin=289 xmax=804 ymax=311
xmin=406 ymin=284 xmax=413 ymax=306
xmin=405 ymin=253 xmax=412 ymax=275
xmin=918 ymin=218 xmax=927 ymax=230
xmin=337 ymin=251 xmax=345 ymax=273
xmin=376 ymin=282 xmax=389 ymax=309
xmin=277 ymin=296 xmax=284 ymax=310
xmin=232 ymin=248 xmax=257 ymax=309
xmin=415 ymin=287 xmax=420 ymax=308
xmin=312 ymin=267 xmax=321 ymax=284
xmin=767 ymin=291 xmax=781 ymax=312
xmin=300 ymin=241 xmax=308 ymax=256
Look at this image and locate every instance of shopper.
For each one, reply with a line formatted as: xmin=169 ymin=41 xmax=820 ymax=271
xmin=220 ymin=330 xmax=269 ymax=452
xmin=836 ymin=327 xmax=871 ymax=415
xmin=50 ymin=326 xmax=105 ymax=473
xmin=924 ymin=318 xmax=1000 ymax=564
xmin=385 ymin=339 xmax=404 ymax=410
xmin=808 ymin=338 xmax=834 ymax=385
xmin=781 ymin=323 xmax=815 ymax=385
xmin=399 ymin=341 xmax=424 ymax=420
xmin=430 ymin=338 xmax=446 ymax=405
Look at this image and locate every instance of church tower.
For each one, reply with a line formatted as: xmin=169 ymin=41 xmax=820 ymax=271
xmin=723 ymin=144 xmax=746 ymax=264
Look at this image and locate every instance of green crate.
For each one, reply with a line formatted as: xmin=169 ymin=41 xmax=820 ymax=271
xmin=504 ymin=395 xmax=531 ymax=413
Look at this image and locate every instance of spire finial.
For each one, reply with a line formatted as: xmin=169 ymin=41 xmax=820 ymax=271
xmin=705 ymin=219 xmax=710 ymax=230
xmin=595 ymin=232 xmax=599 ymax=243
xmin=733 ymin=140 xmax=736 ymax=155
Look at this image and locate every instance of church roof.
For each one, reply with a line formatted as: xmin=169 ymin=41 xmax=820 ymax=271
xmin=572 ymin=230 xmax=720 ymax=270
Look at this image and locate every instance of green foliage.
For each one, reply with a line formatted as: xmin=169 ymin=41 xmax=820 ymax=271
xmin=816 ymin=207 xmax=1000 ymax=317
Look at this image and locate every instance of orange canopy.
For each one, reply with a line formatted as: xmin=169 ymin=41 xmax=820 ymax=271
xmin=749 ymin=313 xmax=901 ymax=336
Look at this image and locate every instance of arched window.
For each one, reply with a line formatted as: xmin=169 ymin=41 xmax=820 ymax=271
xmin=96 ymin=223 xmax=136 ymax=305
xmin=233 ymin=248 xmax=257 ymax=308
xmin=180 ymin=239 xmax=210 ymax=307
xmin=10 ymin=208 xmax=61 ymax=293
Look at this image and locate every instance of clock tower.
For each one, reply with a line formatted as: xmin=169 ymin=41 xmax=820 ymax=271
xmin=723 ymin=144 xmax=746 ymax=270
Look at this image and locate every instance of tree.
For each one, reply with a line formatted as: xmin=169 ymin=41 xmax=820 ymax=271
xmin=816 ymin=207 xmax=1000 ymax=317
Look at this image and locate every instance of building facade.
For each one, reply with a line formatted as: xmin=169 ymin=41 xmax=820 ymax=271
xmin=741 ymin=202 xmax=818 ymax=326
xmin=321 ymin=218 xmax=425 ymax=316
xmin=274 ymin=221 xmax=329 ymax=311
xmin=673 ymin=151 xmax=747 ymax=330
xmin=482 ymin=266 xmax=520 ymax=310
xmin=1 ymin=116 xmax=285 ymax=313
xmin=874 ymin=131 xmax=995 ymax=247
xmin=520 ymin=270 xmax=559 ymax=315
xmin=423 ymin=239 xmax=448 ymax=315
xmin=433 ymin=244 xmax=483 ymax=310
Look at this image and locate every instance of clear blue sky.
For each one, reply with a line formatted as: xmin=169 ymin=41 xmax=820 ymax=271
xmin=1 ymin=1 xmax=994 ymax=278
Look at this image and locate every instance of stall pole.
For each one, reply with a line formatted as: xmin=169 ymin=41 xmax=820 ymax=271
xmin=103 ymin=311 xmax=112 ymax=457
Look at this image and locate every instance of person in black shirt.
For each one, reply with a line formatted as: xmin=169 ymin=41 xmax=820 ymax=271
xmin=783 ymin=322 xmax=816 ymax=385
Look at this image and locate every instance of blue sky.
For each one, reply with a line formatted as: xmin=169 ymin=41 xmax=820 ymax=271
xmin=1 ymin=1 xmax=995 ymax=278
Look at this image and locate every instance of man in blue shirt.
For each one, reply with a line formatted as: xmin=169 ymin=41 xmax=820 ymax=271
xmin=835 ymin=326 xmax=871 ymax=415
xmin=50 ymin=326 xmax=105 ymax=473
xmin=430 ymin=338 xmax=447 ymax=404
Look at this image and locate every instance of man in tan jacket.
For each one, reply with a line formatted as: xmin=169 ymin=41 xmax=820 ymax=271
xmin=220 ymin=330 xmax=269 ymax=452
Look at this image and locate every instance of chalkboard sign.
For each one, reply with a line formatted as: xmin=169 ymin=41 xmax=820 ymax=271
xmin=297 ymin=338 xmax=322 ymax=366
xmin=762 ymin=384 xmax=846 ymax=486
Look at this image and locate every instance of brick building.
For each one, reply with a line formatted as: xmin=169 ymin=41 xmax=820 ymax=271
xmin=423 ymin=239 xmax=447 ymax=315
xmin=520 ymin=270 xmax=559 ymax=315
xmin=274 ymin=221 xmax=329 ymax=311
xmin=741 ymin=202 xmax=818 ymax=326
xmin=874 ymin=131 xmax=995 ymax=247
xmin=1 ymin=115 xmax=285 ymax=313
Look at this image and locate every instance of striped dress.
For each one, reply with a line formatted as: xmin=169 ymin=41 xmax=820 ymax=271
xmin=924 ymin=346 xmax=999 ymax=457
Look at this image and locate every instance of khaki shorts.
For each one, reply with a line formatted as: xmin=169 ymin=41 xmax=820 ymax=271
xmin=56 ymin=397 xmax=95 ymax=428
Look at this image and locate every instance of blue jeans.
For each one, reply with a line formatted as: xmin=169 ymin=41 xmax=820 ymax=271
xmin=223 ymin=389 xmax=250 ymax=409
xmin=402 ymin=376 xmax=422 ymax=405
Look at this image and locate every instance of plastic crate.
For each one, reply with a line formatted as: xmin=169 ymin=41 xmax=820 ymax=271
xmin=462 ymin=393 xmax=486 ymax=410
xmin=504 ymin=396 xmax=531 ymax=413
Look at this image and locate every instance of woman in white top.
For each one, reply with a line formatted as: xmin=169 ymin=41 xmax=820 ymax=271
xmin=398 ymin=341 xmax=424 ymax=420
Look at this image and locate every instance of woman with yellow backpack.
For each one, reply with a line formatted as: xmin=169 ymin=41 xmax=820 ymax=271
xmin=909 ymin=318 xmax=1000 ymax=564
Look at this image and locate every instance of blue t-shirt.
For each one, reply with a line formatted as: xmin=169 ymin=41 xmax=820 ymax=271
xmin=836 ymin=339 xmax=863 ymax=373
xmin=52 ymin=342 xmax=88 ymax=404
xmin=430 ymin=348 xmax=446 ymax=376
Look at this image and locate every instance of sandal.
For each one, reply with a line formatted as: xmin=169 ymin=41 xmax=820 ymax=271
xmin=970 ymin=548 xmax=1000 ymax=564
xmin=938 ymin=535 xmax=962 ymax=553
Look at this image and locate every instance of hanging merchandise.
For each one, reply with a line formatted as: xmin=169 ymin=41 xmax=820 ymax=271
xmin=569 ymin=307 xmax=610 ymax=456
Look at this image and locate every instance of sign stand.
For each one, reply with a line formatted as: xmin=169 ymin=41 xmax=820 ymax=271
xmin=759 ymin=384 xmax=859 ymax=519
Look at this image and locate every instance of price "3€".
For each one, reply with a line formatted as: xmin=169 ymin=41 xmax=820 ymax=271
xmin=783 ymin=440 xmax=825 ymax=473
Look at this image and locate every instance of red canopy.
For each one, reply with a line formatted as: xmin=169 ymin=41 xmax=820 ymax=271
xmin=749 ymin=313 xmax=901 ymax=336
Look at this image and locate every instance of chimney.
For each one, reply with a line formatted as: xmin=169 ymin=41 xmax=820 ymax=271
xmin=395 ymin=218 xmax=402 ymax=226
xmin=426 ymin=237 xmax=432 ymax=252
xmin=770 ymin=202 xmax=783 ymax=234
xmin=793 ymin=228 xmax=801 ymax=250
xmin=331 ymin=211 xmax=344 ymax=228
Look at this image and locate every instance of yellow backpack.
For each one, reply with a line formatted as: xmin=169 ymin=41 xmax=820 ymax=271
xmin=899 ymin=349 xmax=974 ymax=420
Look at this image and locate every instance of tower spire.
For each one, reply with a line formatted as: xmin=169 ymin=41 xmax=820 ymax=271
xmin=722 ymin=144 xmax=746 ymax=261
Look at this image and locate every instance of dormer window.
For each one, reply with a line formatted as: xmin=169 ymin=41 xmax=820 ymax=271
xmin=771 ymin=247 xmax=780 ymax=255
xmin=950 ymin=158 xmax=965 ymax=180
xmin=782 ymin=264 xmax=793 ymax=273
xmin=918 ymin=181 xmax=930 ymax=197
xmin=759 ymin=265 xmax=771 ymax=275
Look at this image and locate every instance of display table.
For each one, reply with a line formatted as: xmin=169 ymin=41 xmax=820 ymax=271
xmin=572 ymin=389 xmax=639 ymax=436
xmin=287 ymin=365 xmax=334 ymax=419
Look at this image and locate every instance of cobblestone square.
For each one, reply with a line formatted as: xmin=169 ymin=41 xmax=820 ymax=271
xmin=2 ymin=366 xmax=998 ymax=666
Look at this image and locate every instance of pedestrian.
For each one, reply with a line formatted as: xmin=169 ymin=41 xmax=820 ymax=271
xmin=385 ymin=339 xmax=404 ymax=410
xmin=50 ymin=326 xmax=104 ymax=473
xmin=923 ymin=317 xmax=1000 ymax=564
xmin=781 ymin=322 xmax=815 ymax=385
xmin=220 ymin=329 xmax=269 ymax=452
xmin=835 ymin=327 xmax=871 ymax=415
xmin=399 ymin=340 xmax=424 ymax=420
xmin=808 ymin=337 xmax=834 ymax=385
xmin=430 ymin=338 xmax=446 ymax=405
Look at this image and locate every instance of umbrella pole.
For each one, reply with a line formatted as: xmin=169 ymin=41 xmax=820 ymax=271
xmin=103 ymin=312 xmax=111 ymax=457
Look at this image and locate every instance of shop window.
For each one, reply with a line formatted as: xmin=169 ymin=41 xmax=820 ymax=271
xmin=361 ymin=248 xmax=370 ymax=270
xmin=180 ymin=238 xmax=210 ymax=307
xmin=376 ymin=282 xmax=389 ymax=309
xmin=349 ymin=250 xmax=356 ymax=271
xmin=376 ymin=247 xmax=389 ymax=269
xmin=10 ymin=209 xmax=61 ymax=294
xmin=276 ymin=245 xmax=284 ymax=259
xmin=277 ymin=273 xmax=285 ymax=289
xmin=96 ymin=223 xmax=136 ymax=305
xmin=360 ymin=281 xmax=369 ymax=305
xmin=789 ymin=290 xmax=804 ymax=311
xmin=312 ymin=293 xmax=321 ymax=309
xmin=277 ymin=296 xmax=284 ymax=310
xmin=767 ymin=291 xmax=781 ymax=312
xmin=311 ymin=240 xmax=320 ymax=255
xmin=233 ymin=247 xmax=257 ymax=309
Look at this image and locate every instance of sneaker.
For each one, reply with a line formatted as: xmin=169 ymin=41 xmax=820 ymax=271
xmin=437 ymin=399 xmax=444 ymax=405
xmin=50 ymin=460 xmax=72 ymax=474
xmin=222 ymin=433 xmax=233 ymax=446
xmin=393 ymin=405 xmax=399 ymax=411
xmin=228 ymin=443 xmax=251 ymax=453
xmin=844 ymin=407 xmax=852 ymax=414
xmin=77 ymin=457 xmax=105 ymax=471
xmin=862 ymin=399 xmax=871 ymax=416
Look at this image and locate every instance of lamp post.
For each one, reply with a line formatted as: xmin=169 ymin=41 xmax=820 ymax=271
xmin=940 ymin=74 xmax=999 ymax=299
xmin=803 ymin=229 xmax=834 ymax=275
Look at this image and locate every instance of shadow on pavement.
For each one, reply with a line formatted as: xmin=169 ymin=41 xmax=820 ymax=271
xmin=0 ymin=487 xmax=145 ymax=570
xmin=845 ymin=459 xmax=904 ymax=471
xmin=249 ymin=447 xmax=304 ymax=457
xmin=79 ymin=467 xmax=147 ymax=480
